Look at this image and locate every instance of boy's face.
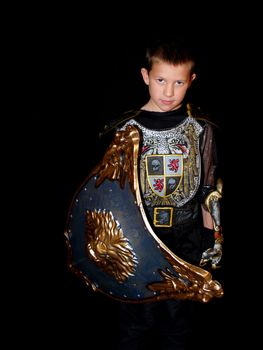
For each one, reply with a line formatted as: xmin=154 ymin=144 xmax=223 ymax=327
xmin=141 ymin=60 xmax=196 ymax=112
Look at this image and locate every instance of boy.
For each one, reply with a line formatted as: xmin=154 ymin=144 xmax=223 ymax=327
xmin=100 ymin=38 xmax=224 ymax=349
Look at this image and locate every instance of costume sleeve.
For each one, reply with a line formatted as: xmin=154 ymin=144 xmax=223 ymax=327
xmin=199 ymin=122 xmax=224 ymax=269
xmin=199 ymin=121 xmax=223 ymax=228
xmin=199 ymin=122 xmax=223 ymax=207
xmin=200 ymin=122 xmax=219 ymax=188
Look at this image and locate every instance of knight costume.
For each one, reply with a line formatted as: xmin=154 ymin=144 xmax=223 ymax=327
xmin=64 ymin=103 xmax=224 ymax=303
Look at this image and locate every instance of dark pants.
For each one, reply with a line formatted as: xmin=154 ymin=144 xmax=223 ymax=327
xmin=115 ymin=299 xmax=196 ymax=350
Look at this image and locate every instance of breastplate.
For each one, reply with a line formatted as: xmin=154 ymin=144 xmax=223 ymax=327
xmin=121 ymin=116 xmax=203 ymax=209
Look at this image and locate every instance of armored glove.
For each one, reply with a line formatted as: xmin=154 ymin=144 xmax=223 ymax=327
xmin=200 ymin=230 xmax=223 ymax=269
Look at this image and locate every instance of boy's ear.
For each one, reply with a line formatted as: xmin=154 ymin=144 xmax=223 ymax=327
xmin=141 ymin=68 xmax=149 ymax=85
xmin=191 ymin=73 xmax=197 ymax=82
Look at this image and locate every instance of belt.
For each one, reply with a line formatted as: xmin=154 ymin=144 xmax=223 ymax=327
xmin=146 ymin=199 xmax=199 ymax=228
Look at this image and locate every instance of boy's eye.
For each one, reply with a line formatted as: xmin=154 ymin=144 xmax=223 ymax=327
xmin=155 ymin=79 xmax=185 ymax=85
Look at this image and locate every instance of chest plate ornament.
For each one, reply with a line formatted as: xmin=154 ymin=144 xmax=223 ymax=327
xmin=121 ymin=117 xmax=203 ymax=208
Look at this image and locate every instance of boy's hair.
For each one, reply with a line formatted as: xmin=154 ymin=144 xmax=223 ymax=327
xmin=144 ymin=38 xmax=197 ymax=73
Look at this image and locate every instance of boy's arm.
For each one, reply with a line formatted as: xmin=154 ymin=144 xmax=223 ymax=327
xmin=199 ymin=122 xmax=224 ymax=269
xmin=200 ymin=178 xmax=224 ymax=269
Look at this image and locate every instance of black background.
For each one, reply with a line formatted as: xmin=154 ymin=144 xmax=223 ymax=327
xmin=19 ymin=5 xmax=260 ymax=348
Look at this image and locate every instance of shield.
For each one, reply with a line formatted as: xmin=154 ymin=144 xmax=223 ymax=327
xmin=64 ymin=125 xmax=223 ymax=303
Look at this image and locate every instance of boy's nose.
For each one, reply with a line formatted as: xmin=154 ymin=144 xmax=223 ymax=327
xmin=164 ymin=84 xmax=174 ymax=97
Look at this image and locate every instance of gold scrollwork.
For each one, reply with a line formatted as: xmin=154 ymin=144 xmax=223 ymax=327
xmin=148 ymin=250 xmax=223 ymax=303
